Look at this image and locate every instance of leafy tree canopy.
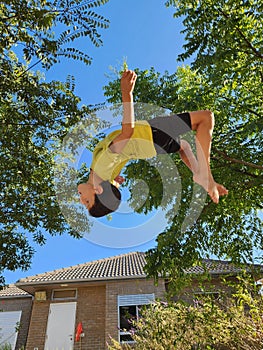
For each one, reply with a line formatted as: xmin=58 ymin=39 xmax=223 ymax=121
xmin=104 ymin=0 xmax=263 ymax=284
xmin=0 ymin=0 xmax=109 ymax=283
xmin=1 ymin=0 xmax=109 ymax=68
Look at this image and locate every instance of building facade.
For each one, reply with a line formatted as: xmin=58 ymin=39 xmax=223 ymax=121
xmin=16 ymin=252 xmax=165 ymax=350
xmin=0 ymin=284 xmax=32 ymax=350
xmin=2 ymin=251 xmax=259 ymax=350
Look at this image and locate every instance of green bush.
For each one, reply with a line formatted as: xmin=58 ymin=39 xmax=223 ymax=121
xmin=108 ymin=277 xmax=263 ymax=350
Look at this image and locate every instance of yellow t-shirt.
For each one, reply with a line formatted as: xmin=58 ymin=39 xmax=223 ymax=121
xmin=91 ymin=121 xmax=156 ymax=183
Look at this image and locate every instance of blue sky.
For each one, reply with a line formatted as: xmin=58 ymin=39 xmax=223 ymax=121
xmin=4 ymin=1 xmax=189 ymax=284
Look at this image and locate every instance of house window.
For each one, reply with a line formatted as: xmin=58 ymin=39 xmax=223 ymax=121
xmin=52 ymin=289 xmax=77 ymax=300
xmin=0 ymin=311 xmax=22 ymax=350
xmin=118 ymin=294 xmax=155 ymax=343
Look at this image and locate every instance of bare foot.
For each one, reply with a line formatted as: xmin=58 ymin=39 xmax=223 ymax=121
xmin=216 ymin=183 xmax=228 ymax=197
xmin=193 ymin=174 xmax=228 ymax=204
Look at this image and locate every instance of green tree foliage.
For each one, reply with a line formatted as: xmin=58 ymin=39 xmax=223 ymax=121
xmin=108 ymin=276 xmax=263 ymax=350
xmin=0 ymin=0 xmax=109 ymax=68
xmin=103 ymin=0 xmax=263 ymax=285
xmin=165 ymin=0 xmax=262 ymax=138
xmin=104 ymin=65 xmax=262 ymax=284
xmin=155 ymin=0 xmax=263 ymax=282
xmin=0 ymin=0 xmax=109 ymax=283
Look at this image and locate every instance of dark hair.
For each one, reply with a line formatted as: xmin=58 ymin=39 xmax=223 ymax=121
xmin=89 ymin=181 xmax=121 ymax=218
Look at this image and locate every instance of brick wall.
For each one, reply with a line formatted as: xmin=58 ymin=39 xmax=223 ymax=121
xmin=25 ymin=286 xmax=107 ymax=350
xmin=25 ymin=299 xmax=50 ymax=350
xmin=0 ymin=296 xmax=32 ymax=350
xmin=23 ymin=276 xmax=236 ymax=350
xmin=172 ymin=275 xmax=237 ymax=304
xmin=25 ymin=279 xmax=165 ymax=350
xmin=105 ymin=278 xmax=166 ymax=345
xmin=74 ymin=285 xmax=106 ymax=350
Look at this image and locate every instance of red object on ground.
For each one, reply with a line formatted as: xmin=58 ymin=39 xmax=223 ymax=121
xmin=75 ymin=322 xmax=83 ymax=342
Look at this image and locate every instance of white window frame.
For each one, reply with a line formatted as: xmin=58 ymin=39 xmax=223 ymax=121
xmin=117 ymin=293 xmax=155 ymax=344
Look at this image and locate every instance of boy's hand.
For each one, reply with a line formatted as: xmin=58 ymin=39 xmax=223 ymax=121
xmin=121 ymin=70 xmax=137 ymax=99
xmin=114 ymin=175 xmax=125 ymax=184
xmin=110 ymin=70 xmax=136 ymax=153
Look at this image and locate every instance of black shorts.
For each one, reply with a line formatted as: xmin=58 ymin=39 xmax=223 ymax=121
xmin=149 ymin=112 xmax=192 ymax=154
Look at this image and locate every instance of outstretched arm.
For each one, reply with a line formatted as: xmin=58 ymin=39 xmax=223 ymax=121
xmin=109 ymin=70 xmax=137 ymax=154
xmin=120 ymin=70 xmax=137 ymax=132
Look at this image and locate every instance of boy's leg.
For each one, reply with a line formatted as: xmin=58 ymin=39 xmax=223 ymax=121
xmin=189 ymin=110 xmax=228 ymax=203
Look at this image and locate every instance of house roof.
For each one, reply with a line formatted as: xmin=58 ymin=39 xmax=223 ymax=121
xmin=15 ymin=251 xmax=254 ymax=288
xmin=186 ymin=259 xmax=245 ymax=275
xmin=0 ymin=284 xmax=32 ymax=298
xmin=17 ymin=252 xmax=147 ymax=285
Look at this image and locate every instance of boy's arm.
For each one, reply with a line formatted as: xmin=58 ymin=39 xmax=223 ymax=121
xmin=109 ymin=70 xmax=137 ymax=154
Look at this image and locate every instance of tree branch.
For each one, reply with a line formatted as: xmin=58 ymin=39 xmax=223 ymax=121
xmin=230 ymin=168 xmax=262 ymax=180
xmin=214 ymin=149 xmax=263 ymax=170
xmin=218 ymin=9 xmax=263 ymax=60
xmin=222 ymin=96 xmax=263 ymax=118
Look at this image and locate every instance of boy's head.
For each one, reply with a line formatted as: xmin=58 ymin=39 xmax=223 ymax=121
xmin=89 ymin=181 xmax=121 ymax=217
xmin=78 ymin=181 xmax=121 ymax=218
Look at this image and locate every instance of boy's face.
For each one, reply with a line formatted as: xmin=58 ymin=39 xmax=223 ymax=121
xmin=78 ymin=183 xmax=96 ymax=210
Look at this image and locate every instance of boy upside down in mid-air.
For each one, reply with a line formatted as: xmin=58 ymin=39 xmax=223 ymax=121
xmin=78 ymin=70 xmax=228 ymax=217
